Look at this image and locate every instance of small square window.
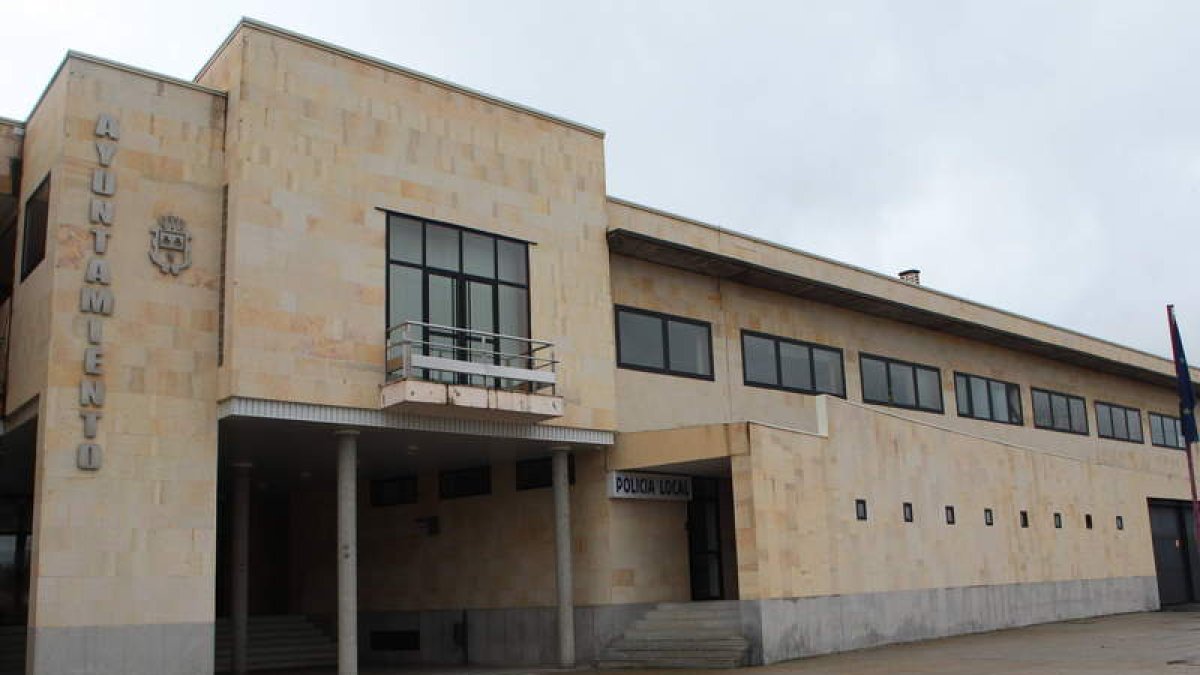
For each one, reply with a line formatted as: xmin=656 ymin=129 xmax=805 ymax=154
xmin=1054 ymin=513 xmax=1063 ymax=529
xmin=984 ymin=508 xmax=994 ymax=527
xmin=1085 ymin=514 xmax=1093 ymax=530
xmin=1020 ymin=510 xmax=1029 ymax=528
xmin=1116 ymin=515 xmax=1124 ymax=531
xmin=902 ymin=502 xmax=914 ymax=523
xmin=945 ymin=505 xmax=956 ymax=525
xmin=855 ymin=499 xmax=868 ymax=521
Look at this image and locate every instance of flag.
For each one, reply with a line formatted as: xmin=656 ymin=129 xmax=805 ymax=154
xmin=1168 ymin=305 xmax=1198 ymax=444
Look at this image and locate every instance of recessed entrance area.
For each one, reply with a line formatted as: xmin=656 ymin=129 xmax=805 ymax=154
xmin=1148 ymin=498 xmax=1200 ymax=606
xmin=0 ymin=418 xmax=35 ymax=675
xmin=215 ymin=416 xmax=591 ymax=671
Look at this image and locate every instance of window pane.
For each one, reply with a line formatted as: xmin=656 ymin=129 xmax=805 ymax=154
xmin=1069 ymin=398 xmax=1087 ymax=433
xmin=742 ymin=335 xmax=778 ymax=385
xmin=466 ymin=281 xmax=494 ymax=332
xmin=955 ymin=374 xmax=970 ymax=415
xmin=970 ymin=377 xmax=990 ymax=419
xmin=388 ymin=214 xmax=422 ymax=264
xmin=1110 ymin=406 xmax=1127 ymax=439
xmin=462 ymin=232 xmax=495 ymax=278
xmin=668 ymin=320 xmax=711 ymax=376
xmin=425 ymin=223 xmax=460 ymax=271
xmin=21 ymin=176 xmax=49 ymax=279
xmin=1127 ymin=410 xmax=1143 ymax=442
xmin=1096 ymin=404 xmax=1113 ymax=438
xmin=780 ymin=342 xmax=813 ymax=391
xmin=1033 ymin=391 xmax=1053 ymax=428
xmin=618 ymin=311 xmax=664 ymax=370
xmin=498 ymin=239 xmax=527 ymax=284
xmin=1169 ymin=420 xmax=1182 ymax=448
xmin=427 ymin=274 xmax=458 ymax=327
xmin=388 ymin=265 xmax=422 ymax=331
xmin=1151 ymin=415 xmax=1166 ymax=445
xmin=1007 ymin=385 xmax=1023 ymax=424
xmin=1051 ymin=394 xmax=1070 ymax=431
xmin=498 ymin=285 xmax=529 ymax=372
xmin=812 ymin=348 xmax=844 ymax=395
xmin=889 ymin=363 xmax=916 ymax=407
xmin=916 ymin=368 xmax=942 ymax=411
xmin=862 ymin=358 xmax=888 ymax=403
xmin=988 ymin=381 xmax=1008 ymax=422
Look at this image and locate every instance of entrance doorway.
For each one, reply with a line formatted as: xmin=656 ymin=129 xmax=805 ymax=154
xmin=687 ymin=477 xmax=729 ymax=601
xmin=1149 ymin=499 xmax=1200 ymax=606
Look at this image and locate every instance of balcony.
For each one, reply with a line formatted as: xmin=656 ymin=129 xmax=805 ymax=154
xmin=380 ymin=321 xmax=564 ymax=421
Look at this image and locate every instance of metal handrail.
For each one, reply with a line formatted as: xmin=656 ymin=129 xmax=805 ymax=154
xmin=385 ymin=321 xmax=558 ymax=393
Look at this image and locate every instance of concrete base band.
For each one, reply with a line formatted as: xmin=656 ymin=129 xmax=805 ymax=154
xmin=28 ymin=622 xmax=213 ymax=675
xmin=19 ymin=576 xmax=1156 ymax=672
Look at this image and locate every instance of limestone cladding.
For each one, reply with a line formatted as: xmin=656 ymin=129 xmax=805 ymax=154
xmin=197 ymin=26 xmax=617 ymax=431
xmin=24 ymin=57 xmax=225 ymax=630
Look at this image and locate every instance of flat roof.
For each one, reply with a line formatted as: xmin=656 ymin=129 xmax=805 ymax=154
xmin=607 ymin=196 xmax=1199 ymax=391
xmin=196 ymin=18 xmax=605 ymax=139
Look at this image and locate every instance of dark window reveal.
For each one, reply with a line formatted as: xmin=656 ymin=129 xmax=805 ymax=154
xmin=1150 ymin=412 xmax=1186 ymax=449
xmin=855 ymin=499 xmax=868 ymax=521
xmin=1031 ymin=388 xmax=1088 ymax=435
xmin=615 ymin=306 xmax=713 ymax=379
xmin=1095 ymin=402 xmax=1143 ymax=443
xmin=20 ymin=175 xmax=49 ymax=280
xmin=984 ymin=508 xmax=994 ymax=526
xmin=945 ymin=505 xmax=956 ymax=525
xmin=860 ymin=354 xmax=943 ymax=412
xmin=1020 ymin=510 xmax=1029 ymax=528
xmin=439 ymin=466 xmax=491 ymax=499
xmin=954 ymin=373 xmax=1023 ymax=425
xmin=515 ymin=455 xmax=575 ymax=491
xmin=370 ymin=476 xmax=418 ymax=506
xmin=902 ymin=502 xmax=914 ymax=523
xmin=741 ymin=330 xmax=845 ymax=397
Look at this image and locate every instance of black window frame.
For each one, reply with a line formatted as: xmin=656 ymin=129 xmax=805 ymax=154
xmin=515 ymin=455 xmax=576 ymax=491
xmin=614 ymin=305 xmax=714 ymax=380
xmin=1031 ymin=387 xmax=1089 ymax=436
xmin=1094 ymin=401 xmax=1144 ymax=444
xmin=20 ymin=174 xmax=49 ymax=281
xmin=740 ymin=329 xmax=846 ymax=398
xmin=953 ymin=372 xmax=1023 ymax=426
xmin=1149 ymin=412 xmax=1187 ymax=449
xmin=370 ymin=475 xmax=419 ymax=507
xmin=859 ymin=352 xmax=944 ymax=413
xmin=438 ymin=465 xmax=492 ymax=500
xmin=384 ymin=210 xmax=533 ymax=387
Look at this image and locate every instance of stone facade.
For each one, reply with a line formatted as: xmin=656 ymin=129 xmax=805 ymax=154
xmin=0 ymin=17 xmax=1196 ymax=674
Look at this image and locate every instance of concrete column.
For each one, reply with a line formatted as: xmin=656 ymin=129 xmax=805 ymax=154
xmin=335 ymin=430 xmax=360 ymax=675
xmin=552 ymin=447 xmax=575 ymax=668
xmin=230 ymin=462 xmax=252 ymax=675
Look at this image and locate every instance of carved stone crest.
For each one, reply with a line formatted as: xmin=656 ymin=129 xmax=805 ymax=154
xmin=148 ymin=215 xmax=192 ymax=275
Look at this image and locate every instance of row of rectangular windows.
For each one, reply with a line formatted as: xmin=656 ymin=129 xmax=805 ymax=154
xmin=370 ymin=455 xmax=575 ymax=506
xmin=854 ymin=499 xmax=1123 ymax=531
xmin=614 ymin=306 xmax=1189 ymax=449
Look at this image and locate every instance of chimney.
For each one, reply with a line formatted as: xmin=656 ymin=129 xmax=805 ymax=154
xmin=898 ymin=269 xmax=921 ymax=285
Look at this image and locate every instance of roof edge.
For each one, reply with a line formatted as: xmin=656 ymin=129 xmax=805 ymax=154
xmin=197 ymin=17 xmax=606 ymax=139
xmin=606 ymin=195 xmax=1196 ymax=378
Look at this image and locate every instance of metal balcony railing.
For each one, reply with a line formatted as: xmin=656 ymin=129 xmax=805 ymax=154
xmin=385 ymin=321 xmax=557 ymax=395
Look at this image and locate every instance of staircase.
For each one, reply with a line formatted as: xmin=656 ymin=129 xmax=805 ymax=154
xmin=598 ymin=601 xmax=750 ymax=669
xmin=215 ymin=614 xmax=337 ymax=672
xmin=0 ymin=626 xmax=24 ymax=675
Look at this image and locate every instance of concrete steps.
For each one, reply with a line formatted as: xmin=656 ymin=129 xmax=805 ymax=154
xmin=214 ymin=614 xmax=336 ymax=672
xmin=598 ymin=601 xmax=749 ymax=669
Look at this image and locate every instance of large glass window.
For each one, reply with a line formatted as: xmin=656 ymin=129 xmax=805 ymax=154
xmin=954 ymin=373 xmax=1023 ymax=425
xmin=741 ymin=330 xmax=845 ymax=397
xmin=1031 ymin=388 xmax=1089 ymax=435
xmin=859 ymin=353 xmax=943 ymax=412
xmin=20 ymin=175 xmax=49 ymax=280
xmin=386 ymin=212 xmax=530 ymax=385
xmin=615 ymin=306 xmax=712 ymax=379
xmin=1150 ymin=412 xmax=1186 ymax=449
xmin=1095 ymin=402 xmax=1143 ymax=443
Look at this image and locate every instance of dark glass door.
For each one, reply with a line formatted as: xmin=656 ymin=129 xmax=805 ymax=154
xmin=1151 ymin=503 xmax=1196 ymax=605
xmin=687 ymin=478 xmax=723 ymax=601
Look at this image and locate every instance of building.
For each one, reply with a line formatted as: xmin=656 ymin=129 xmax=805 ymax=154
xmin=0 ymin=17 xmax=1197 ymax=675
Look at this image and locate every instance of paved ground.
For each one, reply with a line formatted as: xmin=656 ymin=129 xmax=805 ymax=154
xmin=268 ymin=610 xmax=1200 ymax=674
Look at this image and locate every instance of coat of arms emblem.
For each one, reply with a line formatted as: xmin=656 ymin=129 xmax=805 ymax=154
xmin=148 ymin=215 xmax=192 ymax=275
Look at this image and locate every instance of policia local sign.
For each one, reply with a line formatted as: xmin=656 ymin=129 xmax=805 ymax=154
xmin=607 ymin=471 xmax=692 ymax=501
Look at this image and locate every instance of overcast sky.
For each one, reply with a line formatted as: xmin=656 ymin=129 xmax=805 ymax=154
xmin=4 ymin=1 xmax=1197 ymax=359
